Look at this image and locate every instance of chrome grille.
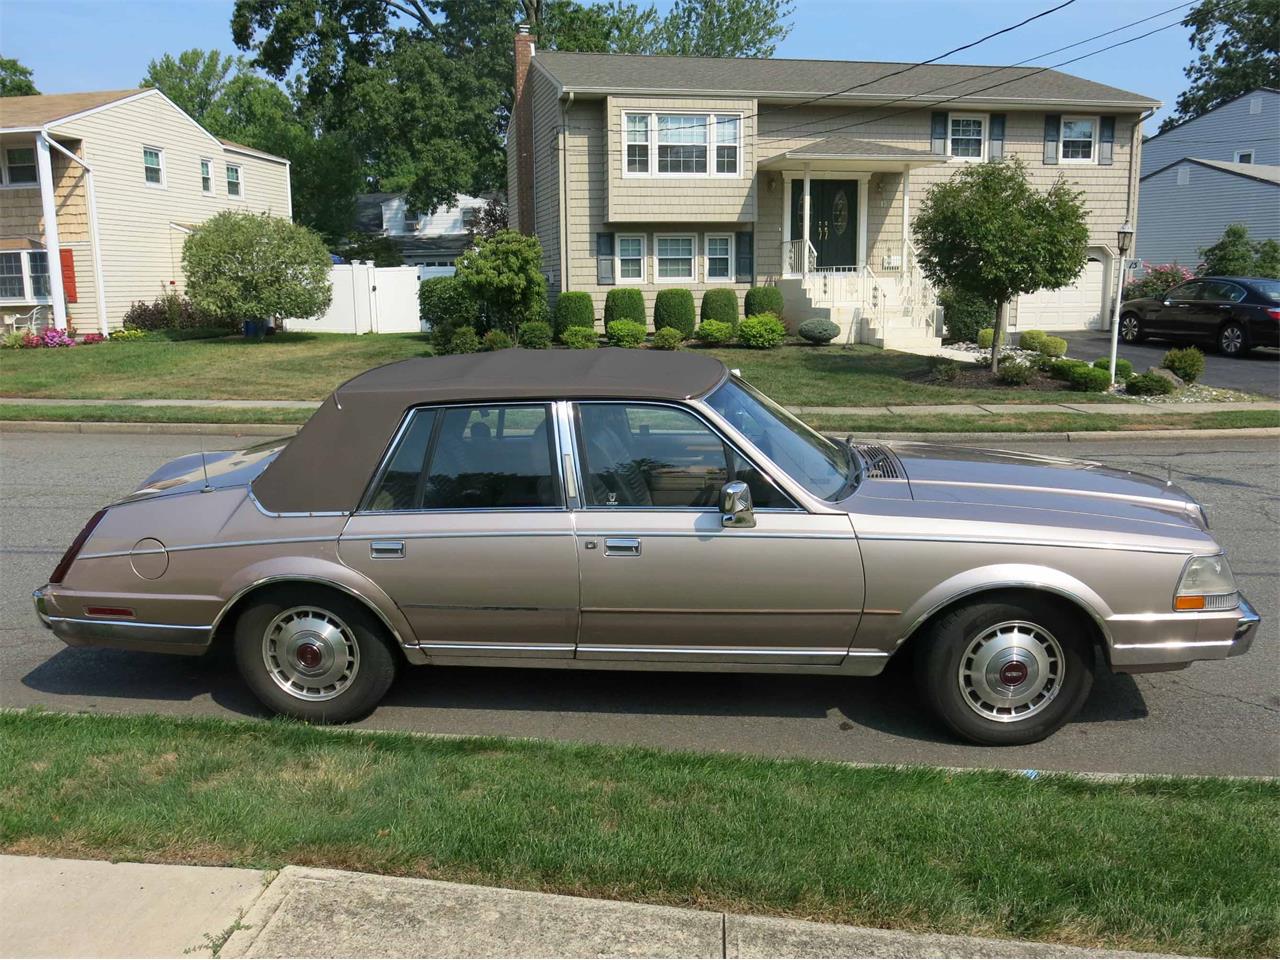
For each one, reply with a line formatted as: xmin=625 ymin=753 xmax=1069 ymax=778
xmin=853 ymin=443 xmax=902 ymax=480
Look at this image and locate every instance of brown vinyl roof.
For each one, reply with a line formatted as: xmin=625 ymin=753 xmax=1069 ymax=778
xmin=252 ymin=349 xmax=728 ymax=513
xmin=0 ymin=89 xmax=143 ymax=129
xmin=534 ymin=52 xmax=1159 ymax=108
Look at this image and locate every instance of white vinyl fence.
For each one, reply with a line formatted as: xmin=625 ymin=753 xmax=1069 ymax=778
xmin=288 ymin=263 xmax=423 ymax=334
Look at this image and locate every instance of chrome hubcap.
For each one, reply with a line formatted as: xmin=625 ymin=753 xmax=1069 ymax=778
xmin=262 ymin=606 xmax=360 ymax=701
xmin=1120 ymin=317 xmax=1138 ymax=341
xmin=958 ymin=620 xmax=1063 ymax=723
xmin=1221 ymin=327 xmax=1242 ymax=352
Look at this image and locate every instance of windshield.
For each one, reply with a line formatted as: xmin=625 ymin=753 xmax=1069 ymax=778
xmin=1249 ymin=279 xmax=1280 ymax=302
xmin=705 ymin=376 xmax=852 ymax=500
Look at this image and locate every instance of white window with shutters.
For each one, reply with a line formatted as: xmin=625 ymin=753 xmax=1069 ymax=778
xmin=616 ymin=234 xmax=646 ymax=283
xmin=705 ymin=234 xmax=733 ymax=281
xmin=1060 ymin=116 xmax=1098 ymax=163
xmin=947 ymin=113 xmax=986 ymax=160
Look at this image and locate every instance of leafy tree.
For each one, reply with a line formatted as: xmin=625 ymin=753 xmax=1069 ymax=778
xmin=183 ymin=211 xmax=332 ymax=328
xmin=471 ymin=198 xmax=509 ymax=240
xmin=141 ymin=49 xmax=238 ymax=119
xmin=1199 ymin=223 xmax=1280 ymax=278
xmin=0 ymin=56 xmax=38 ymax=97
xmin=653 ymin=0 xmax=793 ymax=58
xmin=454 ymin=229 xmax=547 ymax=335
xmin=1161 ymin=0 xmax=1279 ymax=131
xmin=1254 ymin=239 xmax=1280 ymax=279
xmin=912 ymin=158 xmax=1088 ymax=371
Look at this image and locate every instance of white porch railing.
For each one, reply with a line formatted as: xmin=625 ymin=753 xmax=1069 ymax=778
xmin=783 ymin=238 xmax=817 ymax=276
xmin=900 ymin=240 xmax=942 ymax=334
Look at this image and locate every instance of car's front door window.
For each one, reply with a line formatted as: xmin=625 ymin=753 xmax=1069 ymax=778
xmin=1166 ymin=281 xmax=1203 ymax=302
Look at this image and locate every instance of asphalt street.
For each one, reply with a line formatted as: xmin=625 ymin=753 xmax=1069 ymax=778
xmin=3 ymin=430 xmax=1277 ymax=777
xmin=1070 ymin=329 xmax=1280 ymax=398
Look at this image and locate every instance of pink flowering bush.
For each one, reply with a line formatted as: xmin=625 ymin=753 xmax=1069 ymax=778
xmin=20 ymin=332 xmax=42 ymax=349
xmin=79 ymin=332 xmax=105 ymax=344
xmin=40 ymin=327 xmax=76 ymax=348
xmin=1124 ymin=262 xmax=1193 ymax=301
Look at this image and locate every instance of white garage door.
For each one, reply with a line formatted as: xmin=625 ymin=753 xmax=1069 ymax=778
xmin=1016 ymin=257 xmax=1105 ymax=331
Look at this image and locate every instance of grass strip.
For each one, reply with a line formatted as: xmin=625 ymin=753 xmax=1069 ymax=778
xmin=805 ymin=409 xmax=1280 ymax=434
xmin=1 ymin=710 xmax=1276 ymax=957
xmin=0 ymin=404 xmax=313 ymax=425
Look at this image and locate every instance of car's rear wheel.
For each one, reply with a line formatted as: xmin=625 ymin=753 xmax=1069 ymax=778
xmin=1218 ymin=321 xmax=1251 ymax=357
xmin=1119 ymin=313 xmax=1144 ymax=344
xmin=914 ymin=596 xmax=1095 ymax=745
xmin=233 ymin=588 xmax=397 ymax=723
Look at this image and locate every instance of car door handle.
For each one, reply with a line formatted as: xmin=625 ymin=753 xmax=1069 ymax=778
xmin=604 ymin=538 xmax=641 ymax=557
xmin=369 ymin=540 xmax=405 ymax=559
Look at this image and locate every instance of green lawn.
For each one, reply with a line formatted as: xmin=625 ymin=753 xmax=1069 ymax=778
xmin=2 ymin=711 xmax=1275 ymax=957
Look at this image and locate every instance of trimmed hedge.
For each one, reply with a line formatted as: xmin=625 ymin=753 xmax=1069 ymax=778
xmin=996 ymin=358 xmax=1035 ymax=385
xmin=1018 ymin=330 xmax=1047 ymax=351
xmin=1068 ymin=365 xmax=1111 ymax=392
xmin=1048 ymin=358 xmax=1088 ymax=381
xmin=738 ymin=313 xmax=787 ymax=349
xmin=653 ymin=288 xmax=696 ymax=337
xmin=695 ymin=319 xmax=735 ymax=345
xmin=744 ymin=285 xmax=784 ymax=318
xmin=420 ymin=276 xmax=480 ymax=352
xmin=797 ymin=318 xmax=839 ymax=344
xmin=554 ymin=292 xmax=595 ymax=335
xmin=1163 ymin=346 xmax=1204 ymax=384
xmin=977 ymin=328 xmax=995 ymax=350
xmin=1126 ymin=371 xmax=1176 ymax=396
xmin=518 ymin=320 xmax=553 ymax=349
xmin=1092 ymin=357 xmax=1133 ymax=380
xmin=561 ymin=326 xmax=598 ymax=349
xmin=606 ymin=319 xmax=647 ymax=348
xmin=651 ymin=327 xmax=684 ymax=350
xmin=1039 ymin=336 xmax=1068 ymax=358
xmin=700 ymin=289 xmax=739 ymax=326
xmin=482 ymin=329 xmax=513 ymax=351
xmin=445 ymin=326 xmax=481 ymax=355
xmin=604 ymin=288 xmax=645 ymax=325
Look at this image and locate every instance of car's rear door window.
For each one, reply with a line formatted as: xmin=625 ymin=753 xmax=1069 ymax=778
xmin=364 ymin=404 xmax=560 ymax=511
xmin=1200 ymin=280 xmax=1247 ymax=303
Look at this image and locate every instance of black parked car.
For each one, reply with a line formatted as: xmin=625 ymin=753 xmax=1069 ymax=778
xmin=1119 ymin=276 xmax=1280 ymax=357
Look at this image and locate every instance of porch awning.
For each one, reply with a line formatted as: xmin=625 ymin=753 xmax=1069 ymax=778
xmin=759 ymin=137 xmax=951 ymax=172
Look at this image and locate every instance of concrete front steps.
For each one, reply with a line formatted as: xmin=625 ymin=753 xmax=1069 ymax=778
xmin=778 ymin=277 xmax=943 ymax=354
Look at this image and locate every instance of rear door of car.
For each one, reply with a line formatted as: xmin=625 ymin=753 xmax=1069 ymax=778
xmin=1195 ymin=280 xmax=1249 ymax=342
xmin=567 ymin=400 xmax=864 ymax=666
xmin=339 ymin=402 xmax=579 ymax=658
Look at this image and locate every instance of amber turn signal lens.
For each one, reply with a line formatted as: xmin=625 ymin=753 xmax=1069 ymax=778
xmin=1174 ymin=595 xmax=1206 ymax=611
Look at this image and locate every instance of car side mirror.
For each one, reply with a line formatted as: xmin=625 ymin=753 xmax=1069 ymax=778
xmin=720 ymin=480 xmax=755 ymax=529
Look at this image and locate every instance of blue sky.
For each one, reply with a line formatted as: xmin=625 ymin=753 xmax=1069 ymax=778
xmin=2 ymin=0 xmax=1194 ymax=127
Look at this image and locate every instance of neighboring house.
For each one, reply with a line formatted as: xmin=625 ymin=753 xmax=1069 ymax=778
xmin=0 ymin=88 xmax=291 ymax=334
xmin=507 ymin=28 xmax=1158 ymax=345
xmin=1137 ymin=88 xmax=1279 ymax=269
xmin=352 ymin=191 xmax=490 ymax=278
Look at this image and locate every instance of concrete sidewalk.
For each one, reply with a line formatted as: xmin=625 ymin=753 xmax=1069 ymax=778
xmin=2 ymin=856 xmax=1164 ymax=959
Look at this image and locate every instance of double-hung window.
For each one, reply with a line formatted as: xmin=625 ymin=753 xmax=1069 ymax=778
xmin=143 ymin=147 xmax=164 ymax=185
xmin=1060 ymin=116 xmax=1097 ymax=162
xmin=657 ymin=114 xmax=707 ymax=174
xmin=948 ymin=114 xmax=985 ymax=159
xmin=705 ymin=234 xmax=733 ymax=281
xmin=714 ymin=115 xmax=740 ymax=174
xmin=626 ymin=114 xmax=650 ymax=173
xmin=200 ymin=159 xmax=212 ymax=194
xmin=3 ymin=147 xmax=37 ymax=185
xmin=0 ymin=250 xmax=51 ymax=302
xmin=617 ymin=234 xmax=645 ymax=282
xmin=226 ymin=163 xmax=242 ymax=197
xmin=656 ymin=235 xmax=695 ymax=280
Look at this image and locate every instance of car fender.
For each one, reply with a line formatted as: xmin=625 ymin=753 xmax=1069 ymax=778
xmin=893 ymin=562 xmax=1115 ymax=649
xmin=211 ymin=556 xmax=423 ymax=661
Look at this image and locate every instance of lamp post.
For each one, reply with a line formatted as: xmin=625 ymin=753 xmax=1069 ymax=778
xmin=1108 ymin=220 xmax=1135 ymax=386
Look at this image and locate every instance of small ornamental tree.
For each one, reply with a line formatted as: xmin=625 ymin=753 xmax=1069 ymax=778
xmin=183 ymin=211 xmax=332 ymax=329
xmin=454 ymin=229 xmax=548 ymax=336
xmin=913 ymin=158 xmax=1088 ymax=371
xmin=1199 ymin=223 xmax=1257 ymax=276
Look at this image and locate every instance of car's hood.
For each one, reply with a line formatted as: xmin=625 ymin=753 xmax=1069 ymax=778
xmin=117 ymin=438 xmax=290 ymax=503
xmin=879 ymin=441 xmax=1205 ymax=530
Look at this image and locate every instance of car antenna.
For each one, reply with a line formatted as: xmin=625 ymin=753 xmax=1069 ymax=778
xmin=199 ymin=439 xmax=213 ymax=493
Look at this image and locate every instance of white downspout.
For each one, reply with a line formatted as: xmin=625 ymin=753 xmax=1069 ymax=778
xmin=45 ymin=136 xmax=109 ymax=336
xmin=34 ymin=134 xmax=67 ymax=330
xmin=801 ymin=163 xmax=812 ymax=279
xmin=901 ymin=167 xmax=911 ymax=275
xmin=560 ymin=92 xmax=573 ymax=294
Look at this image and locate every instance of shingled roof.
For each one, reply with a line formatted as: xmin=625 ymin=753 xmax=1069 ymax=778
xmin=533 ymin=52 xmax=1158 ymax=109
xmin=0 ymin=89 xmax=143 ymax=129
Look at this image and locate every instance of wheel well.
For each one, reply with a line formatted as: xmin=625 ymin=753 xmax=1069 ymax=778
xmin=895 ymin=587 xmax=1109 ymax=665
xmin=210 ymin=580 xmax=405 ymax=657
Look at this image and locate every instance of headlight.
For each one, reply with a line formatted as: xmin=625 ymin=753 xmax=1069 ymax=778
xmin=1174 ymin=555 xmax=1238 ymax=610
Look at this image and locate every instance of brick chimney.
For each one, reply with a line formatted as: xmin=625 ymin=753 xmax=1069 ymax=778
xmin=512 ymin=23 xmax=536 ymax=234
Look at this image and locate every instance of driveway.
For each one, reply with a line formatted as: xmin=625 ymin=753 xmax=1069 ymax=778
xmin=1065 ymin=328 xmax=1280 ymax=398
xmin=2 ymin=431 xmax=1276 ymax=778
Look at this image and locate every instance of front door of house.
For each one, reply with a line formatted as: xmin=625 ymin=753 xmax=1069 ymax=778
xmin=791 ymin=179 xmax=858 ymax=269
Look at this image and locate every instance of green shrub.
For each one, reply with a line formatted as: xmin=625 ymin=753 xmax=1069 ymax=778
xmin=1092 ymin=357 xmax=1133 ymax=380
xmin=977 ymin=328 xmax=995 ymax=350
xmin=603 ymin=288 xmax=645 ymax=325
xmin=737 ymin=313 xmax=787 ymax=349
xmin=651 ymin=327 xmax=684 ymax=351
xmin=606 ymin=319 xmax=647 ymax=348
xmin=996 ymin=358 xmax=1036 ymax=385
xmin=700 ymin=289 xmax=739 ymax=327
xmin=1126 ymin=371 xmax=1176 ymax=396
xmin=454 ymin=229 xmax=547 ymax=335
xmin=938 ymin=288 xmax=995 ymax=343
xmin=1162 ymin=346 xmax=1204 ymax=384
xmin=108 ymin=328 xmax=145 ymax=342
xmin=797 ymin=318 xmax=840 ymax=344
xmin=561 ymin=326 xmax=598 ymax=349
xmin=554 ymin=292 xmax=595 ymax=335
xmin=653 ymin=288 xmax=695 ymax=337
xmin=420 ymin=275 xmax=480 ymax=351
xmin=694 ymin=319 xmax=735 ymax=345
xmin=1068 ymin=365 xmax=1111 ymax=392
xmin=1018 ymin=330 xmax=1047 ymax=351
xmin=446 ymin=326 xmax=481 ymax=355
xmin=518 ymin=320 xmax=553 ymax=349
xmin=482 ymin=330 xmax=513 ymax=351
xmin=1048 ymin=358 xmax=1088 ymax=381
xmin=929 ymin=358 xmax=960 ymax=381
xmin=744 ymin=285 xmax=784 ymax=318
xmin=1039 ymin=336 xmax=1068 ymax=358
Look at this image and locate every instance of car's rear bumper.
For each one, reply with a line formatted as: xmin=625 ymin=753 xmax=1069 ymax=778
xmin=1108 ymin=594 xmax=1259 ymax=670
xmin=33 ymin=586 xmax=212 ymax=655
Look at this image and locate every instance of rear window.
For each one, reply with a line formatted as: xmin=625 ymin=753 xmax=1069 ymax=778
xmin=1249 ymin=279 xmax=1280 ymax=302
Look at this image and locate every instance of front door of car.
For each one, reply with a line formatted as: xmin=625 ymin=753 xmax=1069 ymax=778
xmin=338 ymin=403 xmax=578 ymax=658
xmin=569 ymin=401 xmax=864 ymax=666
xmin=1151 ymin=280 xmax=1204 ymax=337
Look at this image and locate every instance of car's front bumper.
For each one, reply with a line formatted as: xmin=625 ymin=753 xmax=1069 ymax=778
xmin=1108 ymin=594 xmax=1259 ymax=671
xmin=32 ymin=586 xmax=212 ymax=655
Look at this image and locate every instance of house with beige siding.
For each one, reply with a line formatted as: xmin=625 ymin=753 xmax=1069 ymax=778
xmin=506 ymin=28 xmax=1159 ymax=348
xmin=0 ymin=88 xmax=290 ymax=334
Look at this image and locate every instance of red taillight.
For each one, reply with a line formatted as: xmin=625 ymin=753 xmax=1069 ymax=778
xmin=49 ymin=509 xmax=107 ymax=584
xmin=1266 ymin=308 xmax=1280 ymax=321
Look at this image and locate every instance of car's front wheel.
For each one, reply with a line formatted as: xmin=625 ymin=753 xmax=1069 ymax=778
xmin=1218 ymin=321 xmax=1251 ymax=357
xmin=1119 ymin=312 xmax=1144 ymax=344
xmin=233 ymin=588 xmax=397 ymax=723
xmin=914 ymin=595 xmax=1095 ymax=745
